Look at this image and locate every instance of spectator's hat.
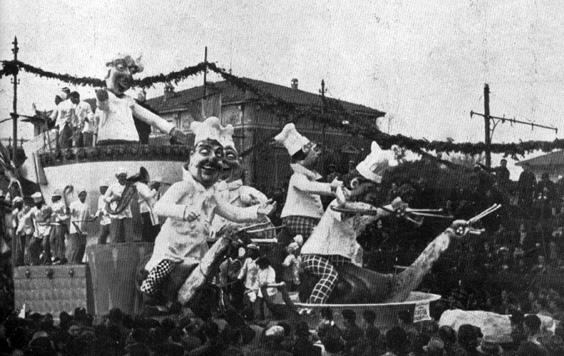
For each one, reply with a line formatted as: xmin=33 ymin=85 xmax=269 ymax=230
xmin=190 ymin=116 xmax=223 ymax=145
xmin=77 ymin=187 xmax=87 ymax=194
xmin=12 ymin=196 xmax=23 ymax=204
xmin=356 ymin=141 xmax=399 ymax=183
xmin=99 ymin=179 xmax=110 ymax=187
xmin=52 ymin=189 xmax=62 ymax=197
xmin=106 ymin=54 xmax=144 ymax=74
xmin=274 ymin=123 xmax=310 ymax=156
xmin=476 ymin=334 xmax=502 ymax=355
xmin=31 ymin=192 xmax=43 ymax=203
xmin=247 ymin=243 xmax=259 ymax=250
xmin=219 ymin=123 xmax=236 ymax=151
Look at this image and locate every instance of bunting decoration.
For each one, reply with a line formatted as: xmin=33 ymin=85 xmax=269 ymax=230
xmin=1 ymin=58 xmax=562 ymax=157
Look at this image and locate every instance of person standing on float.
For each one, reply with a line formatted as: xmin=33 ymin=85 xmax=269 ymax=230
xmin=274 ymin=123 xmax=341 ymax=241
xmin=50 ymin=88 xmax=76 ymax=149
xmin=103 ymin=168 xmax=132 ymax=243
xmin=135 ymin=171 xmax=160 ymax=243
xmin=68 ymin=188 xmax=95 ymax=263
xmin=94 ymin=54 xmax=187 ymax=145
xmin=95 ymin=180 xmax=111 ymax=244
xmin=49 ymin=189 xmax=68 ymax=264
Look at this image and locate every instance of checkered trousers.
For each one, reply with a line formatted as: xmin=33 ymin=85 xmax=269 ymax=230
xmin=140 ymin=259 xmax=176 ymax=296
xmin=282 ymin=216 xmax=320 ymax=240
xmin=301 ymin=254 xmax=350 ymax=304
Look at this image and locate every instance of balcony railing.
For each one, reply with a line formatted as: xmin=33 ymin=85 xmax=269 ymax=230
xmin=38 ymin=144 xmax=191 ymax=167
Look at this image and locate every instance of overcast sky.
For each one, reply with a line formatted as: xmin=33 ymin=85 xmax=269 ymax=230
xmin=1 ymin=0 xmax=564 ymax=176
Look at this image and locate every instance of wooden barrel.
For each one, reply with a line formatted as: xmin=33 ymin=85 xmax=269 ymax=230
xmin=86 ymin=242 xmax=153 ymax=316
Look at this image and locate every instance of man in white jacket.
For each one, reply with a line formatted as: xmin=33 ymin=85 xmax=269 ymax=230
xmin=274 ymin=123 xmax=341 ymax=241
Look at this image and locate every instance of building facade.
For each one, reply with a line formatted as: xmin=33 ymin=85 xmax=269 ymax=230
xmin=145 ymin=78 xmax=386 ymax=193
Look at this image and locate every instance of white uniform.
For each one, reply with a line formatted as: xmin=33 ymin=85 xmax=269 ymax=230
xmin=96 ymin=91 xmax=174 ymax=143
xmin=145 ymin=174 xmax=261 ymax=271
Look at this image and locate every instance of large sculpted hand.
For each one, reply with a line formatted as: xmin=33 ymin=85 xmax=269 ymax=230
xmin=170 ymin=127 xmax=190 ymax=145
xmin=183 ymin=208 xmax=200 ymax=222
xmin=330 ymin=178 xmax=343 ymax=192
xmin=257 ymin=200 xmax=277 ymax=217
xmin=445 ymin=219 xmax=484 ymax=238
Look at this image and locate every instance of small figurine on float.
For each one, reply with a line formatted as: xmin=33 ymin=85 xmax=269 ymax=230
xmin=274 ymin=123 xmax=342 ymax=241
xmin=139 ymin=117 xmax=276 ymax=311
xmin=210 ymin=123 xmax=272 ymax=240
xmin=95 ymin=54 xmax=188 ymax=145
xmin=299 ymin=141 xmax=400 ymax=305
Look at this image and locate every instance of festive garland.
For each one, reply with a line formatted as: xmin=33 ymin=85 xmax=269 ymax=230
xmin=0 ymin=60 xmax=207 ymax=88
xmin=1 ymin=59 xmax=562 ymax=157
xmin=133 ymin=62 xmax=207 ymax=88
xmin=1 ymin=60 xmax=105 ymax=86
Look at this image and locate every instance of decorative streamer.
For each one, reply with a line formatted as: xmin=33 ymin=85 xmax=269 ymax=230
xmin=1 ymin=59 xmax=562 ymax=157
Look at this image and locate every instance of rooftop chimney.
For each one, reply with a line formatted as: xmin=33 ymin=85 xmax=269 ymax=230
xmin=291 ymin=78 xmax=299 ymax=90
xmin=163 ymin=82 xmax=175 ymax=102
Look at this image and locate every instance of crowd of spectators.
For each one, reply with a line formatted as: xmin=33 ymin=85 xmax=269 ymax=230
xmin=2 ymin=304 xmax=563 ymax=355
xmin=2 ymin=159 xmax=564 ymax=354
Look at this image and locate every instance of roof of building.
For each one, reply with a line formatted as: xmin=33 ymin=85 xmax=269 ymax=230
xmin=515 ymin=150 xmax=564 ymax=167
xmin=144 ymin=77 xmax=385 ymax=117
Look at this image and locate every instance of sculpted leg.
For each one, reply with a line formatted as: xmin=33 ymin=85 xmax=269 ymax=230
xmin=140 ymin=259 xmax=176 ymax=295
xmin=302 ymin=255 xmax=339 ymax=304
xmin=335 ymin=264 xmax=395 ymax=303
xmin=386 ymin=232 xmax=451 ymax=302
xmin=177 ymin=237 xmax=230 ymax=305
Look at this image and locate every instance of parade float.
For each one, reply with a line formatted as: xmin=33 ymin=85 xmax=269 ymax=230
xmin=8 ymin=51 xmax=193 ymax=317
xmin=0 ymin=45 xmax=482 ymax=329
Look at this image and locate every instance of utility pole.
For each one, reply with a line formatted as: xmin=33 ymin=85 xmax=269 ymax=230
xmin=484 ymin=84 xmax=491 ymax=168
xmin=471 ymin=83 xmax=557 ymax=168
xmin=11 ymin=36 xmax=19 ymax=163
xmin=319 ymin=79 xmax=327 ymax=174
xmin=203 ymin=46 xmax=208 ymax=98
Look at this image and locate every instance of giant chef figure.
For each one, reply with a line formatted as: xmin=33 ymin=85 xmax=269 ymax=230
xmin=95 ymin=54 xmax=187 ymax=145
xmin=140 ymin=117 xmax=276 ymax=303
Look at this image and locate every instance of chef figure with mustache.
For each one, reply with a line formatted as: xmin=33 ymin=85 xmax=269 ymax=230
xmin=95 ymin=54 xmax=187 ymax=145
xmin=140 ymin=117 xmax=276 ymax=298
xmin=210 ymin=124 xmax=272 ymax=240
xmin=274 ymin=123 xmax=342 ymax=241
xmin=299 ymin=141 xmax=399 ymax=306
